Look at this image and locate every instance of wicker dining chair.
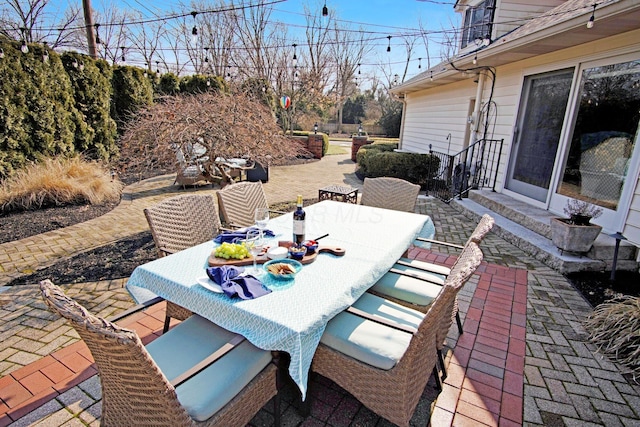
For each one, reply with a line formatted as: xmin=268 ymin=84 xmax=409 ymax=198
xmin=144 ymin=194 xmax=223 ymax=333
xmin=311 ymin=277 xmax=457 ymax=426
xmin=365 ymin=238 xmax=484 ymax=381
xmin=360 ymin=177 xmax=421 ymax=212
xmin=368 ymin=214 xmax=494 ymax=332
xmin=40 ymin=280 xmax=280 ymax=427
xmin=216 ymin=181 xmax=284 ymax=228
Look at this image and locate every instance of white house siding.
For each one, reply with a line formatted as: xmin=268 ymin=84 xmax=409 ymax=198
xmin=402 ymin=80 xmax=479 ymax=154
xmin=401 ymin=28 xmax=640 ymax=245
xmin=492 ymin=0 xmax=565 ymax=39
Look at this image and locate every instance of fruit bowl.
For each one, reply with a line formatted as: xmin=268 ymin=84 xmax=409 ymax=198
xmin=263 ymin=259 xmax=301 ymax=280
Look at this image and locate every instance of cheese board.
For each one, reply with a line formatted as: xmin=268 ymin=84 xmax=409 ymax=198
xmin=208 ymin=241 xmax=345 ymax=267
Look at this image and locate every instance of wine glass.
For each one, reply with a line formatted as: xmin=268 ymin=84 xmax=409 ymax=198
xmin=254 ymin=208 xmax=270 ymax=238
xmin=244 ymin=229 xmax=264 ymax=276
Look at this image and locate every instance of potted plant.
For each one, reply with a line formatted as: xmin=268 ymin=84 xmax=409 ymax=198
xmin=550 ymin=200 xmax=603 ymax=254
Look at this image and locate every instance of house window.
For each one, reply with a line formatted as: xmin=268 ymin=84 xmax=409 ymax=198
xmin=460 ymin=0 xmax=495 ymax=49
xmin=557 ymin=59 xmax=640 ymax=211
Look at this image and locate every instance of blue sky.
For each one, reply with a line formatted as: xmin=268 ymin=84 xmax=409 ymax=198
xmin=46 ymin=0 xmax=460 ymax=80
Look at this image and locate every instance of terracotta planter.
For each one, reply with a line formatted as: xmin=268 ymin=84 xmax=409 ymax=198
xmin=550 ymin=217 xmax=602 ymax=253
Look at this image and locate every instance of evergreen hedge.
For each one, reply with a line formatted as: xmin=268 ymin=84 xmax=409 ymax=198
xmin=356 ymin=142 xmax=440 ymax=186
xmin=111 ymin=65 xmax=154 ymax=132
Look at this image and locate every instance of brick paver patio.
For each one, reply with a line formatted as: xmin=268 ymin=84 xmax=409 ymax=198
xmin=1 ymin=149 xmax=639 ymax=426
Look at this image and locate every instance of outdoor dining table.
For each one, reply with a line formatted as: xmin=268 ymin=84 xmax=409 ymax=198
xmin=126 ymin=200 xmax=435 ymax=398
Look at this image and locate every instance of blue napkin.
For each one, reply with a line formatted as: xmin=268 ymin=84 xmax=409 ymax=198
xmin=214 ymin=227 xmax=275 ymax=244
xmin=206 ymin=265 xmax=271 ymax=299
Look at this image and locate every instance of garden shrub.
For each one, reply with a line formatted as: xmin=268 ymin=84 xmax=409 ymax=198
xmin=157 ymin=73 xmax=180 ymax=96
xmin=0 ymin=156 xmax=123 ymax=212
xmin=356 ymin=142 xmax=440 ymax=186
xmin=179 ymin=74 xmax=225 ymax=94
xmin=61 ymin=52 xmax=118 ymax=161
xmin=0 ymin=38 xmax=77 ymax=178
xmin=111 ymin=65 xmax=154 ymax=133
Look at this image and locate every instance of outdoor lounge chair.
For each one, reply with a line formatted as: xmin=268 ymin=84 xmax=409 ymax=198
xmin=311 ymin=250 xmax=479 ymax=426
xmin=40 ymin=280 xmax=280 ymax=427
xmin=173 ymin=143 xmax=218 ymax=188
xmin=144 ymin=194 xmax=223 ymax=333
xmin=360 ymin=177 xmax=421 ymax=212
xmin=216 ymin=181 xmax=284 ymax=228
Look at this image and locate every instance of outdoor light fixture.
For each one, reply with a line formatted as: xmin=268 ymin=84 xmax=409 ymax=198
xmin=418 ymin=57 xmax=422 ymax=69
xmin=314 ymin=123 xmax=318 ymax=134
xmin=587 ymin=4 xmax=596 ymax=28
xmin=430 ymin=70 xmax=433 ymax=81
xmin=72 ymin=58 xmax=79 ymax=68
xmin=322 ymin=2 xmax=328 ymax=16
xmin=204 ymin=47 xmax=210 ymax=63
xmin=473 ymin=53 xmax=477 ymax=65
xmin=292 ymin=43 xmax=297 ymax=64
xmin=0 ymin=48 xmax=4 ymax=59
xmin=42 ymin=42 xmax=49 ymax=63
xmin=20 ymin=28 xmax=28 ymax=53
xmin=386 ymin=35 xmax=392 ymax=52
xmin=95 ymin=24 xmax=101 ymax=45
xmin=156 ymin=60 xmax=160 ymax=75
xmin=191 ymin=11 xmax=198 ymax=42
xmin=79 ymin=60 xmax=85 ymax=71
xmin=120 ymin=46 xmax=126 ymax=62
xmin=358 ymin=124 xmax=363 ymax=135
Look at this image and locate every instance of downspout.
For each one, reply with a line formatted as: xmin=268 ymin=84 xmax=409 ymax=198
xmin=470 ymin=72 xmax=486 ymax=147
xmin=398 ymin=93 xmax=407 ymax=150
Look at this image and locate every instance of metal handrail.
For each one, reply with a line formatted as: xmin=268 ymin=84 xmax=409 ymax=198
xmin=425 ymin=138 xmax=504 ymax=203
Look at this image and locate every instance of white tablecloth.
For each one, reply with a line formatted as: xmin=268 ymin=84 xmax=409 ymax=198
xmin=126 ymin=200 xmax=434 ymax=397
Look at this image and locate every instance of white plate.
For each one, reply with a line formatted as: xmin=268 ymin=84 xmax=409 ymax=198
xmin=196 ymin=276 xmax=223 ymax=293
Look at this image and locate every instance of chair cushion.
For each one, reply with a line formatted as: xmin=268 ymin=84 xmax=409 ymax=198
xmin=398 ymin=257 xmax=451 ymax=276
xmin=369 ymin=268 xmax=444 ymax=307
xmin=321 ymin=294 xmax=423 ymax=370
xmin=146 ymin=314 xmax=272 ymax=422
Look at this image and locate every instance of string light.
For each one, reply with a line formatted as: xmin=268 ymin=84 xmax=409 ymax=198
xmin=79 ymin=60 xmax=85 ymax=71
xmin=42 ymin=42 xmax=49 ymax=63
xmin=191 ymin=11 xmax=198 ymax=42
xmin=587 ymin=4 xmax=596 ymax=28
xmin=20 ymin=28 xmax=28 ymax=54
xmin=322 ymin=2 xmax=328 ymax=16
xmin=120 ymin=46 xmax=126 ymax=62
xmin=0 ymin=48 xmax=4 ymax=59
xmin=358 ymin=63 xmax=361 ymax=74
xmin=204 ymin=47 xmax=209 ymax=62
xmin=94 ymin=24 xmax=101 ymax=45
xmin=473 ymin=53 xmax=477 ymax=65
xmin=418 ymin=58 xmax=422 ymax=69
xmin=72 ymin=58 xmax=79 ymax=68
xmin=292 ymin=43 xmax=297 ymax=64
xmin=386 ymin=35 xmax=391 ymax=52
xmin=430 ymin=71 xmax=433 ymax=81
xmin=156 ymin=60 xmax=160 ymax=75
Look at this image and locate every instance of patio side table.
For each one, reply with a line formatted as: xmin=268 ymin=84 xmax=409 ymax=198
xmin=319 ymin=185 xmax=358 ymax=204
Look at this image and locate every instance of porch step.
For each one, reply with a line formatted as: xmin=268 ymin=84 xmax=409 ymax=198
xmin=449 ymin=190 xmax=638 ymax=274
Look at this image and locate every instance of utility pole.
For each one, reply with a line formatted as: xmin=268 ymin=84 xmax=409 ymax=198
xmin=83 ymin=0 xmax=98 ymax=59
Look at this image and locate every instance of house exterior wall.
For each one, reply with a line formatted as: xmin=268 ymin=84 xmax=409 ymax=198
xmin=492 ymin=0 xmax=566 ymax=38
xmin=400 ymin=28 xmax=640 ymax=244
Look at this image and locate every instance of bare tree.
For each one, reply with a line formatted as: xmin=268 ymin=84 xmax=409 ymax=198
xmin=127 ymin=16 xmax=166 ymax=71
xmin=118 ymin=91 xmax=308 ymax=179
xmin=0 ymin=0 xmax=82 ymax=48
xmin=329 ymin=21 xmax=371 ymax=132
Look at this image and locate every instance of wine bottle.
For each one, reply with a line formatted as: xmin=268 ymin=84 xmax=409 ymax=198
xmin=293 ymin=195 xmax=306 ymax=244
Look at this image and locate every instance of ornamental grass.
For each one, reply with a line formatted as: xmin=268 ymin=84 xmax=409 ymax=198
xmin=585 ymin=296 xmax=640 ymax=381
xmin=0 ymin=157 xmax=123 ymax=212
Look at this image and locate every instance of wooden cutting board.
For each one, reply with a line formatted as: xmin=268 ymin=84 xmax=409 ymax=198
xmin=208 ymin=243 xmax=345 ymax=267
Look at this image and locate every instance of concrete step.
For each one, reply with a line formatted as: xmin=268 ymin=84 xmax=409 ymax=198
xmin=450 ymin=190 xmax=638 ymax=274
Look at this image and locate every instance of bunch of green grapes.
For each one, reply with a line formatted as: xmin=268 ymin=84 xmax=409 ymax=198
xmin=214 ymin=242 xmax=250 ymax=260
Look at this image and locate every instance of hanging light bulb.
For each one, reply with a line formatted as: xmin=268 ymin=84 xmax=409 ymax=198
xmin=430 ymin=71 xmax=433 ymax=81
xmin=20 ymin=28 xmax=28 ymax=53
xmin=156 ymin=61 xmax=160 ymax=75
xmin=358 ymin=63 xmax=361 ymax=74
xmin=0 ymin=48 xmax=4 ymax=59
xmin=72 ymin=58 xmax=79 ymax=68
xmin=191 ymin=11 xmax=198 ymax=43
xmin=204 ymin=47 xmax=209 ymax=63
xmin=322 ymin=2 xmax=328 ymax=16
xmin=386 ymin=35 xmax=391 ymax=52
xmin=94 ymin=24 xmax=101 ymax=45
xmin=143 ymin=63 xmax=148 ymax=77
xmin=292 ymin=43 xmax=297 ymax=65
xmin=42 ymin=42 xmax=49 ymax=63
xmin=473 ymin=53 xmax=477 ymax=65
xmin=78 ymin=60 xmax=84 ymax=71
xmin=418 ymin=58 xmax=422 ymax=69
xmin=120 ymin=46 xmax=126 ymax=62
xmin=587 ymin=4 xmax=596 ymax=28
